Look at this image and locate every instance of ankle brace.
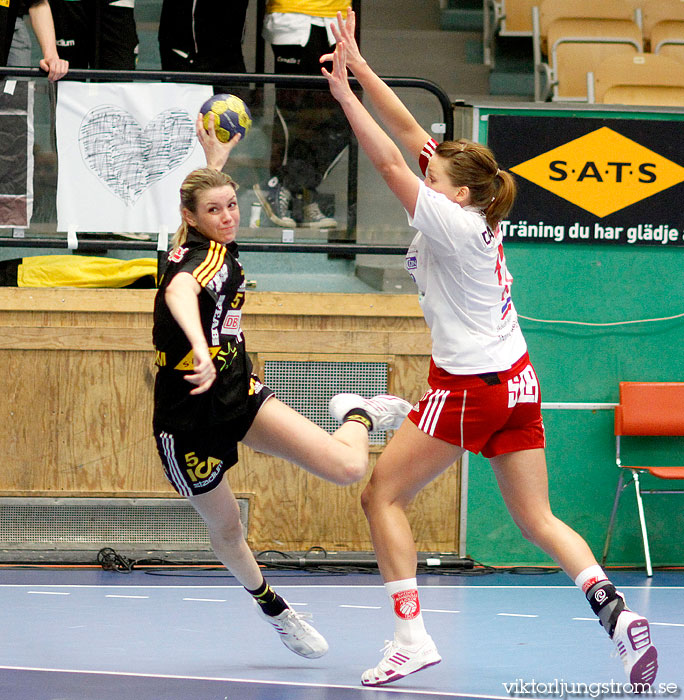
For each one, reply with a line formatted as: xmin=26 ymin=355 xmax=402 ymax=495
xmin=586 ymin=581 xmax=625 ymax=637
xmin=246 ymin=580 xmax=287 ymax=617
xmin=343 ymin=407 xmax=373 ymax=431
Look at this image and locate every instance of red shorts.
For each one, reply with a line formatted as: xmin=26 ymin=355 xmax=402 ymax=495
xmin=407 ymin=353 xmax=546 ymax=458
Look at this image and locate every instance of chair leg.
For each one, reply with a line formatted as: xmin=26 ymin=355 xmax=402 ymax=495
xmin=602 ymin=470 xmax=625 ymax=568
xmin=632 ymin=470 xmax=653 ymax=577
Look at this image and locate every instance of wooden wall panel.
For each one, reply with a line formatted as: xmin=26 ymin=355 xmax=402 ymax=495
xmin=0 ymin=288 xmax=461 ymax=552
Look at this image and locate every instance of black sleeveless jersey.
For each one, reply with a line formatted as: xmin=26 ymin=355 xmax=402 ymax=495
xmin=152 ymin=230 xmax=252 ymax=431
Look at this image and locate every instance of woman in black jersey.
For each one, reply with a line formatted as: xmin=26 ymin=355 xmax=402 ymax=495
xmin=152 ymin=116 xmax=412 ymax=659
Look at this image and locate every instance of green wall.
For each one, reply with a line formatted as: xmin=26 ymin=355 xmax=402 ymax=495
xmin=466 ymin=243 xmax=684 ymax=567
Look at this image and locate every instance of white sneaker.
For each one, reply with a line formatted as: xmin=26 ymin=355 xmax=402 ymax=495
xmin=612 ymin=610 xmax=658 ymax=686
xmin=329 ymin=393 xmax=412 ymax=431
xmin=254 ymin=601 xmax=329 ymax=659
xmin=361 ymin=636 xmax=441 ymax=686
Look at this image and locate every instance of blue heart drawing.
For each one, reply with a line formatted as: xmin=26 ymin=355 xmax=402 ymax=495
xmin=78 ymin=106 xmax=196 ymax=205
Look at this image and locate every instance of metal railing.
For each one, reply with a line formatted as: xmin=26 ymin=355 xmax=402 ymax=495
xmin=0 ymin=66 xmax=453 ymax=261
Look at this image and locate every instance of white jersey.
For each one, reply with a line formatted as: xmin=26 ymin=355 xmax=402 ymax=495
xmin=405 ymin=178 xmax=527 ymax=374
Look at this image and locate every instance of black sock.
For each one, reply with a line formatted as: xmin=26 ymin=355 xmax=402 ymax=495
xmin=246 ymin=579 xmax=288 ymax=617
xmin=586 ymin=580 xmax=625 ymax=637
xmin=343 ymin=407 xmax=373 ymax=431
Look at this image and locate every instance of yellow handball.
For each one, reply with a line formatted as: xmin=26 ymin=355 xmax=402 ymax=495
xmin=200 ymin=93 xmax=252 ymax=143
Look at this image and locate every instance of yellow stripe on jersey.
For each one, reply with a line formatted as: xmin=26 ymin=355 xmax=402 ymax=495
xmin=192 ymin=241 xmax=226 ymax=287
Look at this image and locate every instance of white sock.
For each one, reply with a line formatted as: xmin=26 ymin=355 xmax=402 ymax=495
xmin=574 ymin=564 xmax=608 ymax=595
xmin=385 ymin=577 xmax=428 ymax=648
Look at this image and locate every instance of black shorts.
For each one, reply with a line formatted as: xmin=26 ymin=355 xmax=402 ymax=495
xmin=155 ymin=377 xmax=273 ymax=496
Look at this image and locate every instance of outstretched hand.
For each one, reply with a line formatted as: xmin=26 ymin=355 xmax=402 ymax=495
xmin=195 ymin=113 xmax=241 ymax=171
xmin=320 ymin=8 xmax=364 ymax=73
xmin=321 ymin=40 xmax=353 ymax=103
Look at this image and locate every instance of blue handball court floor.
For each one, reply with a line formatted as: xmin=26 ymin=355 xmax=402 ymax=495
xmin=0 ymin=566 xmax=681 ymax=700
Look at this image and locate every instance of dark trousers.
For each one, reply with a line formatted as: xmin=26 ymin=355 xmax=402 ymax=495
xmin=270 ymin=25 xmax=350 ymax=195
xmin=49 ymin=0 xmax=138 ymax=70
xmin=158 ymin=0 xmax=249 ymax=98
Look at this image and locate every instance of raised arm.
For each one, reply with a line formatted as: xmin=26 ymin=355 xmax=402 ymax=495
xmin=164 ymin=272 xmax=217 ymax=395
xmin=323 ymin=41 xmax=419 ymax=217
xmin=195 ymin=113 xmax=242 ymax=171
xmin=322 ymin=9 xmax=431 ymax=162
xmin=26 ymin=0 xmax=68 ymax=81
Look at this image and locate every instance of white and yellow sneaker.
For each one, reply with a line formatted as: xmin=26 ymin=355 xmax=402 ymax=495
xmin=329 ymin=393 xmax=412 ymax=431
xmin=254 ymin=602 xmax=328 ymax=659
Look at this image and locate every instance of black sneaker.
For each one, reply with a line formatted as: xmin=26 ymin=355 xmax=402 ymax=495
xmin=253 ymin=176 xmax=296 ymax=228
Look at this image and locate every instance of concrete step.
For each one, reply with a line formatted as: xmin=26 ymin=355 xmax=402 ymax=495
xmin=441 ymin=7 xmax=484 ymax=32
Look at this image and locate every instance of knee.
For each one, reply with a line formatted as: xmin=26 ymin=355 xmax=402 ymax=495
xmin=360 ymin=481 xmax=375 ymax=515
xmin=361 ymin=479 xmax=406 ymax=518
xmin=513 ymin=512 xmax=557 ymax=546
xmin=207 ymin=514 xmax=245 ymax=547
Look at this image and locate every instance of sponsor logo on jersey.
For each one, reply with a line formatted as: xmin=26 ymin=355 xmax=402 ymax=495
xmin=207 ymin=264 xmax=229 ymax=294
xmin=250 ymin=376 xmax=264 ymax=396
xmin=507 ymin=365 xmax=539 ymax=408
xmin=510 ymin=127 xmax=684 ymax=217
xmin=211 ymin=294 xmax=225 ymax=345
xmin=168 ymin=246 xmax=188 ymax=263
xmin=221 ymin=310 xmax=241 ymax=336
xmin=174 ymin=346 xmax=221 ymax=371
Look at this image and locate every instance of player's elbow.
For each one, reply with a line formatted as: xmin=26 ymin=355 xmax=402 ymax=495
xmin=336 ymin=456 xmax=369 ymax=486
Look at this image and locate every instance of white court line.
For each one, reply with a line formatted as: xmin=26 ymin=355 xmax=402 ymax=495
xmin=182 ymin=598 xmax=226 ymax=602
xmin=423 ymin=608 xmax=460 ymax=613
xmin=0 ymin=664 xmax=518 ymax=699
xmin=104 ymin=595 xmax=149 ymax=599
xmin=497 ymin=613 xmax=538 ymax=618
xmin=27 ymin=591 xmax=70 ymax=596
xmin=339 ymin=604 xmax=382 ymax=609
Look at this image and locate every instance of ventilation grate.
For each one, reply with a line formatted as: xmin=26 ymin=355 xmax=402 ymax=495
xmin=263 ymin=360 xmax=389 ymax=444
xmin=0 ymin=498 xmax=249 ymax=550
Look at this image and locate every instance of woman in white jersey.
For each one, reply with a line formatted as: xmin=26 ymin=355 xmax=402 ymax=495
xmin=323 ymin=9 xmax=658 ymax=690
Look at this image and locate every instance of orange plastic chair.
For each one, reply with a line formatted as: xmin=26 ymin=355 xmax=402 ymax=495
xmin=590 ymin=52 xmax=684 ymax=106
xmin=532 ymin=0 xmax=643 ymax=101
xmin=638 ymin=0 xmax=684 ymax=63
xmin=601 ymin=382 xmax=684 ymax=577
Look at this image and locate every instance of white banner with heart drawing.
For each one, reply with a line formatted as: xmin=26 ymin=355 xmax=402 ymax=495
xmin=56 ymin=81 xmax=213 ymax=234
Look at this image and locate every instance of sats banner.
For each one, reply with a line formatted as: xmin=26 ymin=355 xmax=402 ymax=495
xmin=487 ymin=115 xmax=684 ymax=247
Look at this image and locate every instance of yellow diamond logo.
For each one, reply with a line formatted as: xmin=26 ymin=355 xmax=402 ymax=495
xmin=510 ymin=127 xmax=684 ymax=217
